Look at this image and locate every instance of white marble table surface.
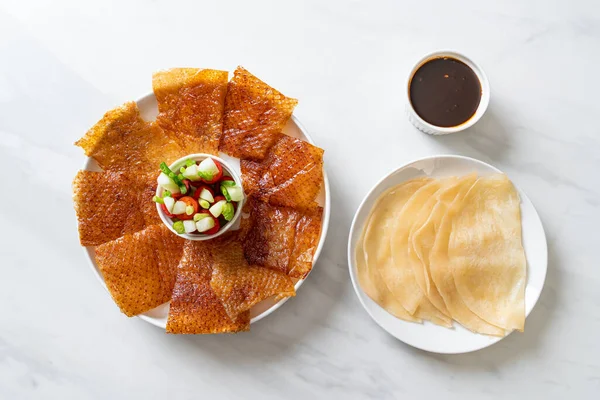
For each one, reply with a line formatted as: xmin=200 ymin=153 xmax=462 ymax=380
xmin=1 ymin=0 xmax=599 ymax=398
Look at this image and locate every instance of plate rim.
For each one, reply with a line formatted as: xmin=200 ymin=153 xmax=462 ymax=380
xmin=347 ymin=154 xmax=548 ymax=354
xmin=81 ymin=93 xmax=331 ymax=329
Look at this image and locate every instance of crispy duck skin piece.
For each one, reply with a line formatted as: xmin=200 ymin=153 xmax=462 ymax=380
xmin=219 ymin=66 xmax=297 ymax=160
xmin=95 ymin=224 xmax=185 ymax=317
xmin=153 ymin=68 xmax=228 ymax=155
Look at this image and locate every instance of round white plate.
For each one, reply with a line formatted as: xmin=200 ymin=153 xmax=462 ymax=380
xmin=83 ymin=93 xmax=330 ymax=328
xmin=347 ymin=155 xmax=547 ymax=354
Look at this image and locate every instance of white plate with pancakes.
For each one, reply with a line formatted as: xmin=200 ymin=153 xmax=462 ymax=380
xmin=83 ymin=92 xmax=331 ymax=328
xmin=347 ymin=155 xmax=547 ymax=354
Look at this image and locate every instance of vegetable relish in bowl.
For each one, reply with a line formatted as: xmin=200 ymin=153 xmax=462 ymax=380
xmin=154 ymin=154 xmax=244 ymax=239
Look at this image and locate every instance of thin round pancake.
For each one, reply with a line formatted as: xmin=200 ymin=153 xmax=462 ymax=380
xmin=393 ymin=180 xmax=441 ymax=303
xmin=382 ymin=179 xmax=452 ymax=327
xmin=166 ymin=240 xmax=250 ymax=334
xmin=428 ymin=177 xmax=505 ymax=336
xmin=153 ymin=68 xmax=228 ymax=155
xmin=75 ymin=102 xmax=182 ymax=175
xmin=210 ymin=240 xmax=296 ymax=320
xmin=360 ymin=179 xmax=435 ymax=323
xmin=95 ymin=224 xmax=185 ymax=317
xmin=384 ymin=181 xmax=432 ymax=307
xmin=449 ymin=174 xmax=526 ymax=332
xmin=356 ymin=220 xmax=421 ymax=323
xmin=220 ymin=66 xmax=298 ymax=160
xmin=408 ymin=178 xmax=463 ymax=317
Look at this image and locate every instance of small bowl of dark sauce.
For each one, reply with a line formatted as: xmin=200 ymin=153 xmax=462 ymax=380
xmin=407 ymin=51 xmax=490 ymax=135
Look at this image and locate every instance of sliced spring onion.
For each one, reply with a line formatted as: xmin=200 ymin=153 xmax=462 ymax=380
xmin=172 ymin=221 xmax=185 ymax=234
xmin=159 ymin=162 xmax=182 ymax=185
xmin=209 ymin=199 xmax=227 ymax=218
xmin=183 ymin=220 xmax=197 ymax=233
xmin=199 ymin=199 xmax=210 ymax=209
xmin=193 ymin=213 xmax=211 ymax=222
xmin=185 ymin=159 xmax=196 ymax=167
xmin=185 ymin=205 xmax=194 ymax=215
xmin=199 ymin=188 xmax=214 ymax=203
xmin=182 ymin=164 xmax=201 ymax=181
xmin=222 ymin=203 xmax=235 ymax=221
xmin=177 ymin=173 xmax=184 ymax=181
xmin=163 ymin=196 xmax=175 ymax=213
xmin=157 ymin=172 xmax=180 ymax=194
xmin=198 ymin=171 xmax=210 ymax=180
xmin=197 ymin=158 xmax=219 ymax=180
xmin=180 ymin=166 xmax=186 ymax=174
xmin=172 ymin=200 xmax=187 ymax=215
xmin=221 ymin=180 xmax=236 ymax=187
xmin=163 ymin=190 xmax=172 ymax=197
xmin=220 ymin=185 xmax=232 ymax=201
xmin=196 ymin=217 xmax=216 ymax=233
xmin=152 ymin=195 xmax=164 ymax=204
xmin=227 ymin=186 xmax=243 ymax=202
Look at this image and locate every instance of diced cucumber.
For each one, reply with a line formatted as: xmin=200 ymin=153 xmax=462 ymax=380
xmin=172 ymin=221 xmax=185 ymax=234
xmin=193 ymin=213 xmax=211 ymax=222
xmin=183 ymin=220 xmax=197 ymax=233
xmin=199 ymin=188 xmax=214 ymax=203
xmin=222 ymin=203 xmax=235 ymax=221
xmin=227 ymin=186 xmax=243 ymax=202
xmin=209 ymin=200 xmax=227 ymax=218
xmin=199 ymin=199 xmax=210 ymax=209
xmin=198 ymin=158 xmax=219 ymax=180
xmin=182 ymin=164 xmax=201 ymax=181
xmin=163 ymin=196 xmax=175 ymax=213
xmin=172 ymin=200 xmax=187 ymax=215
xmin=196 ymin=217 xmax=215 ymax=233
xmin=157 ymin=172 xmax=180 ymax=194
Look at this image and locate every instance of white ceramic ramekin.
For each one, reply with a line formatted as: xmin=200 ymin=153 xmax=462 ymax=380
xmin=406 ymin=50 xmax=490 ymax=135
xmin=155 ymin=153 xmax=245 ymax=240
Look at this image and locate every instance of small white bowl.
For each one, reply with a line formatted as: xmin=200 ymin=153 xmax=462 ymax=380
xmin=406 ymin=50 xmax=490 ymax=135
xmin=155 ymin=153 xmax=245 ymax=241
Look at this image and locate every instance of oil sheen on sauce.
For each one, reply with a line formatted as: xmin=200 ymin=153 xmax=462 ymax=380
xmin=409 ymin=57 xmax=482 ymax=128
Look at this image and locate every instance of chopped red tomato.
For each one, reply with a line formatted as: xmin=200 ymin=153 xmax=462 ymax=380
xmin=161 ymin=203 xmax=175 ymax=218
xmin=175 ymin=196 xmax=199 ymax=220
